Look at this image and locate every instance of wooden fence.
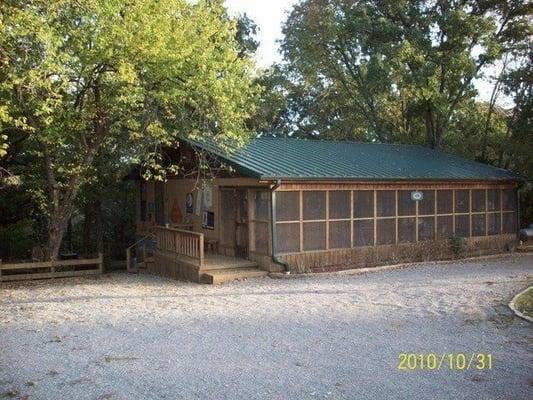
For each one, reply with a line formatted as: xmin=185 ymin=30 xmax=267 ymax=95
xmin=0 ymin=254 xmax=103 ymax=282
xmin=154 ymin=226 xmax=204 ymax=266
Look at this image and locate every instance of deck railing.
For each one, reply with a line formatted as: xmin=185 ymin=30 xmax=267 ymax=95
xmin=154 ymin=226 xmax=204 ymax=266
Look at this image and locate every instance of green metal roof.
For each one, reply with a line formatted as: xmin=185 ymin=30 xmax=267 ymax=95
xmin=183 ymin=137 xmax=522 ymax=182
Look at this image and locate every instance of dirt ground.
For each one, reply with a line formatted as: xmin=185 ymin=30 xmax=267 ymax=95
xmin=1 ymin=254 xmax=532 ymax=400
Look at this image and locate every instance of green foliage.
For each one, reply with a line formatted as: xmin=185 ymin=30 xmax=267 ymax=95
xmin=449 ymin=235 xmax=466 ymax=259
xmin=272 ymin=0 xmax=530 ymax=147
xmin=0 ymin=0 xmax=259 ymax=257
xmin=0 ymin=219 xmax=35 ymax=260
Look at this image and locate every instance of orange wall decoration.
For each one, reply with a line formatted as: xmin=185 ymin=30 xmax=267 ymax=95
xmin=170 ymin=199 xmax=183 ymax=223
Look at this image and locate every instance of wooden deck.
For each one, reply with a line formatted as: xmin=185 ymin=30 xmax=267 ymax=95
xmin=202 ymin=254 xmax=258 ymax=271
xmin=149 ymin=226 xmax=268 ymax=283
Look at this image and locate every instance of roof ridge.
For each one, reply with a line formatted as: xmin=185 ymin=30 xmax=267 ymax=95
xmin=254 ymin=136 xmax=426 ymax=148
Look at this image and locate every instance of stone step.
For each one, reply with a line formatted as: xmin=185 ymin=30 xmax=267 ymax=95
xmin=200 ymin=267 xmax=268 ymax=285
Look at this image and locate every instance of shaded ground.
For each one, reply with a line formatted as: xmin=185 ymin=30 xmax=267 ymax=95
xmin=1 ymin=254 xmax=532 ymax=400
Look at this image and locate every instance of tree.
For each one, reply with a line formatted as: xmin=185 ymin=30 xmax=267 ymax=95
xmin=0 ymin=0 xmax=259 ymax=259
xmin=278 ymin=0 xmax=530 ymax=147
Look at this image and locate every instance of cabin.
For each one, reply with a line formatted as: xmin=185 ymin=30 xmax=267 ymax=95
xmin=130 ymin=137 xmax=522 ymax=283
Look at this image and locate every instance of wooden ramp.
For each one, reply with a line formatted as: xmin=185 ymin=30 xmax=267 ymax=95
xmin=200 ymin=254 xmax=268 ymax=284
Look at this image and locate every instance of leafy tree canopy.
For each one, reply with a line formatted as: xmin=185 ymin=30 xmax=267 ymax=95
xmin=0 ymin=0 xmax=260 ymax=258
xmin=274 ymin=0 xmax=530 ymax=147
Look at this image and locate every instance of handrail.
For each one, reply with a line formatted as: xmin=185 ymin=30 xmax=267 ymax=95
xmin=154 ymin=225 xmax=204 ymax=266
xmin=126 ymin=233 xmax=155 ymax=252
xmin=126 ymin=233 xmax=155 ymax=273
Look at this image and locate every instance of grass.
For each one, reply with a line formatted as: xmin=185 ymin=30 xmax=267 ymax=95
xmin=513 ymin=287 xmax=533 ymax=319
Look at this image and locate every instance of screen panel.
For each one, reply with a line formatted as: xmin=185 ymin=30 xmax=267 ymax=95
xmin=276 ymin=192 xmax=299 ymax=221
xmin=471 ymin=214 xmax=486 ymax=237
xmin=437 ymin=190 xmax=453 ymax=214
xmin=418 ymin=191 xmax=435 ymax=216
xmin=376 ymin=218 xmax=395 ymax=245
xmin=487 ymin=189 xmax=500 ymax=211
xmin=276 ymin=223 xmax=300 ymax=253
xmin=455 ymin=190 xmax=470 ymax=213
xmin=329 ymin=221 xmax=351 ymax=249
xmin=353 ymin=191 xmax=374 ymax=218
xmin=303 ymin=191 xmax=326 ymax=220
xmin=303 ymin=222 xmax=326 ymax=251
xmin=253 ymin=221 xmax=269 ymax=254
xmin=376 ymin=191 xmax=396 ymax=217
xmin=502 ymin=189 xmax=517 ymax=211
xmin=418 ymin=217 xmax=435 ymax=241
xmin=455 ymin=214 xmax=470 ymax=237
xmin=398 ymin=191 xmax=416 ymax=216
xmin=487 ymin=212 xmax=501 ymax=235
xmin=253 ymin=191 xmax=270 ymax=221
xmin=437 ymin=215 xmax=453 ymax=239
xmin=502 ymin=212 xmax=516 ymax=233
xmin=329 ymin=191 xmax=351 ymax=219
xmin=398 ymin=217 xmax=416 ymax=243
xmin=472 ymin=189 xmax=486 ymax=212
xmin=354 ymin=220 xmax=374 ymax=246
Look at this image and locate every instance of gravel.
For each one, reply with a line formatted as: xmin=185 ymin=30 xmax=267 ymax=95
xmin=1 ymin=254 xmax=532 ymax=400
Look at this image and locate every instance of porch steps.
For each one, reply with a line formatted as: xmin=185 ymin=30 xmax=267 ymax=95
xmin=200 ymin=267 xmax=268 ymax=284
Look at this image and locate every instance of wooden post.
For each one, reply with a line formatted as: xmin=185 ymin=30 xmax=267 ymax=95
xmin=126 ymin=248 xmax=131 ymax=273
xmin=199 ymin=234 xmax=204 ymax=268
xmin=98 ymin=252 xmax=104 ymax=274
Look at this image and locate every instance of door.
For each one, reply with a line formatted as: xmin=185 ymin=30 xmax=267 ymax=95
xmin=235 ymin=189 xmax=249 ymax=258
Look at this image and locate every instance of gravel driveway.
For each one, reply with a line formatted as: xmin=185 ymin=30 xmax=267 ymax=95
xmin=1 ymin=255 xmax=532 ymax=400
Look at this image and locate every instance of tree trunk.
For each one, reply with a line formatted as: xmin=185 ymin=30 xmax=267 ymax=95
xmin=95 ymin=197 xmax=103 ymax=256
xmin=46 ymin=213 xmax=70 ymax=260
xmin=83 ymin=201 xmax=93 ymax=257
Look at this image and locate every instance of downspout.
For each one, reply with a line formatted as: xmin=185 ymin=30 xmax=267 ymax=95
xmin=270 ymin=180 xmax=290 ymax=273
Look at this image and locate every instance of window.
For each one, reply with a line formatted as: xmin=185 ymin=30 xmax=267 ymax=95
xmin=398 ymin=191 xmax=416 ymax=216
xmin=354 ymin=220 xmax=374 ymax=246
xmin=418 ymin=191 xmax=435 ymax=215
xmin=377 ymin=219 xmax=395 ymax=245
xmin=377 ymin=191 xmax=396 ymax=217
xmin=303 ymin=191 xmax=326 ymax=220
xmin=418 ymin=217 xmax=435 ymax=241
xmin=472 ymin=214 xmax=486 ymax=236
xmin=472 ymin=190 xmax=486 ymax=212
xmin=276 ymin=192 xmax=299 ymax=221
xmin=303 ymin=222 xmax=326 ymax=251
xmin=455 ymin=190 xmax=470 ymax=213
xmin=437 ymin=190 xmax=453 ymax=214
xmin=276 ymin=223 xmax=300 ymax=253
xmin=354 ymin=191 xmax=374 ymax=218
xmin=398 ymin=218 xmax=416 ymax=243
xmin=329 ymin=191 xmax=350 ymax=219
xmin=329 ymin=221 xmax=351 ymax=249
